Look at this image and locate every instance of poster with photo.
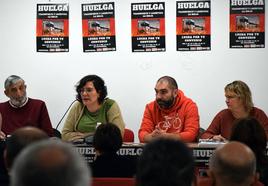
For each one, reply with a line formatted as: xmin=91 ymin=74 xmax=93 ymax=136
xmin=131 ymin=2 xmax=165 ymax=52
xmin=176 ymin=0 xmax=211 ymax=51
xmin=36 ymin=4 xmax=69 ymax=52
xmin=230 ymin=0 xmax=265 ymax=48
xmin=82 ymin=2 xmax=116 ymax=52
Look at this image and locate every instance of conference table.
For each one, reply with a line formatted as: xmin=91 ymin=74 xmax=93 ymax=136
xmin=73 ymin=142 xmax=222 ymax=176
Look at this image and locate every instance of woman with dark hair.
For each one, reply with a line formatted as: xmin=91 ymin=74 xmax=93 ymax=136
xmin=62 ymin=75 xmax=125 ymax=141
xmin=91 ymin=123 xmax=136 ymax=177
xmin=230 ymin=117 xmax=268 ymax=186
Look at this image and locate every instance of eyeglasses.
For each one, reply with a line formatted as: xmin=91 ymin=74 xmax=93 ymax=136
xmin=79 ymin=88 xmax=93 ymax=94
xmin=225 ymin=95 xmax=238 ymax=99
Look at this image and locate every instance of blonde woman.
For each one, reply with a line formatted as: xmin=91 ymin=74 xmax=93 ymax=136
xmin=201 ymin=80 xmax=268 ymax=141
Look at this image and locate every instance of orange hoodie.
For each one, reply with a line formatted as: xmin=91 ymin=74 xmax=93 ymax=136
xmin=139 ymin=90 xmax=199 ymax=143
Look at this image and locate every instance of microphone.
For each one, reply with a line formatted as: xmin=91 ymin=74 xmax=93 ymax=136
xmin=53 ymin=100 xmax=77 ymax=138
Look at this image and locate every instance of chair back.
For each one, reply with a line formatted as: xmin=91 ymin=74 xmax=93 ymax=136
xmin=196 ymin=127 xmax=205 ymax=142
xmin=197 ymin=177 xmax=213 ymax=186
xmin=123 ymin=128 xmax=134 ymax=142
xmin=196 ymin=177 xmax=264 ymax=186
xmin=92 ymin=177 xmax=135 ymax=186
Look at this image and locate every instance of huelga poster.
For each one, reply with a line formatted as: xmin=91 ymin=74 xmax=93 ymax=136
xmin=131 ymin=2 xmax=166 ymax=52
xmin=36 ymin=4 xmax=69 ymax=52
xmin=82 ymin=2 xmax=116 ymax=52
xmin=230 ymin=0 xmax=265 ymax=48
xmin=176 ymin=0 xmax=211 ymax=51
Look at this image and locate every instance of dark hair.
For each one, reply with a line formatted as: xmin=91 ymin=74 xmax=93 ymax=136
xmin=76 ymin=75 xmax=107 ymax=104
xmin=230 ymin=117 xmax=268 ymax=167
xmin=93 ymin=123 xmax=122 ymax=154
xmin=157 ymin=76 xmax=178 ymax=89
xmin=136 ymin=138 xmax=195 ymax=186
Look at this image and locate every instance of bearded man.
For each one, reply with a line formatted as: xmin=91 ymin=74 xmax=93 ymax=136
xmin=138 ymin=76 xmax=199 ymax=143
xmin=0 ymin=75 xmax=53 ymax=139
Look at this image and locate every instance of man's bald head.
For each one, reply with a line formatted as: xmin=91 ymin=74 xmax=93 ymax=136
xmin=209 ymin=142 xmax=256 ymax=186
xmin=157 ymin=76 xmax=178 ymax=90
xmin=11 ymin=140 xmax=90 ymax=186
xmin=5 ymin=126 xmax=48 ymax=169
xmin=11 ymin=126 xmax=47 ymax=140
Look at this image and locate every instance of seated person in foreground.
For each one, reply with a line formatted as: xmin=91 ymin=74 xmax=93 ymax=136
xmin=204 ymin=141 xmax=261 ymax=186
xmin=91 ymin=123 xmax=136 ymax=177
xmin=136 ymin=138 xmax=195 ymax=186
xmin=0 ymin=75 xmax=54 ymax=139
xmin=0 ymin=126 xmax=48 ymax=186
xmin=139 ymin=76 xmax=199 ymax=143
xmin=201 ymin=80 xmax=268 ymax=141
xmin=61 ymin=75 xmax=125 ymax=141
xmin=10 ymin=140 xmax=91 ymax=186
xmin=230 ymin=117 xmax=268 ymax=186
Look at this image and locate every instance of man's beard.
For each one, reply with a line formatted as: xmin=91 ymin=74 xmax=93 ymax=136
xmin=10 ymin=95 xmax=27 ymax=107
xmin=157 ymin=97 xmax=175 ymax=109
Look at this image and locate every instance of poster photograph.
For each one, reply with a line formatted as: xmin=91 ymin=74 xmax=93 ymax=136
xmin=36 ymin=4 xmax=69 ymax=52
xmin=131 ymin=2 xmax=165 ymax=52
xmin=82 ymin=2 xmax=116 ymax=52
xmin=230 ymin=0 xmax=265 ymax=48
xmin=176 ymin=0 xmax=211 ymax=51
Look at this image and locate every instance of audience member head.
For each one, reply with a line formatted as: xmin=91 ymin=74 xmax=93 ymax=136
xmin=10 ymin=140 xmax=91 ymax=186
xmin=230 ymin=117 xmax=267 ymax=165
xmin=136 ymin=138 xmax=195 ymax=186
xmin=4 ymin=75 xmax=27 ymax=107
xmin=155 ymin=76 xmax=178 ymax=109
xmin=93 ymin=123 xmax=122 ymax=155
xmin=224 ymin=80 xmax=253 ymax=112
xmin=5 ymin=126 xmax=48 ymax=170
xmin=75 ymin=75 xmax=107 ymax=104
xmin=209 ymin=141 xmax=256 ymax=186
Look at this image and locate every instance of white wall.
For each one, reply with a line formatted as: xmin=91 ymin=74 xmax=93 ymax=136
xmin=1 ymin=0 xmax=268 ymax=142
